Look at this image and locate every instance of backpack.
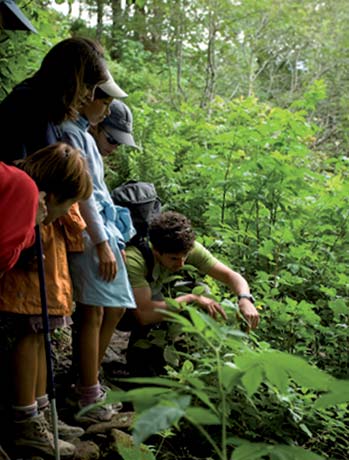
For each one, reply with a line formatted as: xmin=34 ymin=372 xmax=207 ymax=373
xmin=111 ymin=181 xmax=161 ymax=282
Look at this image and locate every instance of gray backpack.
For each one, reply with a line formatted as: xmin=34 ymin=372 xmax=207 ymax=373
xmin=111 ymin=181 xmax=161 ymax=282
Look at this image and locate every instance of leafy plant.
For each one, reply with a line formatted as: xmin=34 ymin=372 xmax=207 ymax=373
xmin=108 ymin=304 xmax=348 ymax=460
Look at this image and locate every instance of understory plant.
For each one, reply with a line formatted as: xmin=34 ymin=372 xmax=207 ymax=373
xmin=107 ymin=302 xmax=349 ymax=460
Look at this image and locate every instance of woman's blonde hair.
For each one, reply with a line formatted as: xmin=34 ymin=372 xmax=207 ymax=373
xmin=18 ymin=142 xmax=93 ymax=203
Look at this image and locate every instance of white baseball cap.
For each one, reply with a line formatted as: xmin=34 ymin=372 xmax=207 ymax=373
xmin=98 ymin=69 xmax=127 ymax=99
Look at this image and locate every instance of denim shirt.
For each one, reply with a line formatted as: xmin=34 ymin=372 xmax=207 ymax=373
xmin=60 ymin=116 xmax=135 ymax=248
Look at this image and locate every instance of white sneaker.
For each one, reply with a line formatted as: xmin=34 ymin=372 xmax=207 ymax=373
xmin=67 ymin=384 xmax=122 ymax=425
xmin=100 ymin=384 xmax=123 ymax=412
xmin=75 ymin=390 xmax=115 ymax=424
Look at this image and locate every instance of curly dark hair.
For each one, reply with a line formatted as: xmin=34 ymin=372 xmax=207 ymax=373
xmin=149 ymin=211 xmax=195 ymax=254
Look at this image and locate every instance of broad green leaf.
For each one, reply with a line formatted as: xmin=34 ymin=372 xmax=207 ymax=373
xmin=261 ymin=351 xmax=332 ymax=390
xmin=299 ymin=423 xmax=312 ymax=438
xmin=188 ymin=308 xmax=208 ymax=332
xmin=108 ymin=386 xmax=178 ymax=413
xmin=225 ymin=329 xmax=247 ymax=339
xmin=163 ymin=345 xmax=179 ymax=366
xmin=181 ymin=359 xmax=194 ymax=373
xmin=231 ymin=442 xmax=271 ymax=460
xmin=328 ymin=299 xmax=348 ymax=316
xmin=192 ymin=285 xmax=208 ymax=295
xmin=241 ymin=365 xmax=263 ymax=397
xmin=235 ymin=351 xmax=260 ymax=371
xmin=264 ymin=364 xmax=289 ymax=394
xmin=133 ymin=339 xmax=152 ymax=350
xmin=191 ymin=389 xmax=217 ymax=414
xmin=262 ymin=353 xmax=290 ymax=393
xmin=117 ymin=444 xmax=156 ymax=460
xmin=281 ymin=354 xmax=332 ymax=390
xmin=231 ymin=441 xmax=325 ymax=460
xmin=185 ymin=407 xmax=220 ymax=425
xmin=161 ymin=309 xmax=193 ymax=328
xmin=117 ymin=377 xmax=184 ymax=388
xmin=164 ymin=298 xmax=181 ymax=310
xmin=185 ymin=376 xmax=205 ymax=390
xmin=221 ymin=364 xmax=242 ymax=391
xmin=133 ymin=397 xmax=190 ymax=445
xmin=314 ymin=379 xmax=349 ymax=409
xmin=269 ymin=444 xmax=325 ymax=459
xmin=149 ymin=329 xmax=167 ymax=347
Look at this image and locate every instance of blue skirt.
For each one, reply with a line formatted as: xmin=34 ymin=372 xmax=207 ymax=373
xmin=68 ymin=221 xmax=136 ymax=309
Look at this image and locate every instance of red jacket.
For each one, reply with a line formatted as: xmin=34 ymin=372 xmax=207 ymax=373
xmin=0 ymin=162 xmax=38 ymax=273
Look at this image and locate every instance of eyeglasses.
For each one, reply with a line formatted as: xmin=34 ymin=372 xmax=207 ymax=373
xmin=102 ymin=129 xmax=121 ymax=146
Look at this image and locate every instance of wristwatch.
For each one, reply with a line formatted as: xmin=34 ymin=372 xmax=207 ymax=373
xmin=238 ymin=294 xmax=255 ymax=304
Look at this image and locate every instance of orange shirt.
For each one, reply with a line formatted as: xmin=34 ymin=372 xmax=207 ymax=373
xmin=0 ymin=221 xmax=73 ymax=316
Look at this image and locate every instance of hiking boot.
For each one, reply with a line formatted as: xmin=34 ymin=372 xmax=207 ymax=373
xmin=14 ymin=412 xmax=75 ymax=457
xmin=43 ymin=407 xmax=85 ymax=440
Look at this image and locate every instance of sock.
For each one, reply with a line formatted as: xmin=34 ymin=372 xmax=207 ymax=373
xmin=36 ymin=394 xmax=50 ymax=411
xmin=77 ymin=383 xmax=101 ymax=407
xmin=13 ymin=401 xmax=38 ymax=421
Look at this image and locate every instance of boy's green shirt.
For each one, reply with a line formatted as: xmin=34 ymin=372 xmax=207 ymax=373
xmin=125 ymin=241 xmax=218 ymax=299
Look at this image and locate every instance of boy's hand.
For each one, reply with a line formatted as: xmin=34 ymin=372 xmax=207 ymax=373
xmin=238 ymin=299 xmax=260 ymax=331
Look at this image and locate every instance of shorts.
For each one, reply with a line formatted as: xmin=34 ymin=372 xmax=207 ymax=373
xmin=0 ymin=312 xmax=72 ymax=351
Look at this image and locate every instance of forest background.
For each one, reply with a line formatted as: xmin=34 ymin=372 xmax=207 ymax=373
xmin=1 ymin=1 xmax=349 ymax=460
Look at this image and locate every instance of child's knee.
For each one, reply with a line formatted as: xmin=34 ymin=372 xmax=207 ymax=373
xmin=79 ymin=305 xmax=104 ymax=327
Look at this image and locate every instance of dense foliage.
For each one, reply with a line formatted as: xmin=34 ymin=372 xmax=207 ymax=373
xmin=1 ymin=1 xmax=348 ymax=459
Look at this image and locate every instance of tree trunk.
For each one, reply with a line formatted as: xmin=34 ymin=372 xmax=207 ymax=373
xmin=201 ymin=7 xmax=217 ymax=114
xmin=110 ymin=0 xmax=123 ymax=59
xmin=96 ymin=0 xmax=104 ymax=41
xmin=175 ymin=0 xmax=186 ymax=101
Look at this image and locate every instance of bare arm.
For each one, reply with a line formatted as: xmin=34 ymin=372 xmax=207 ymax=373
xmin=207 ymin=261 xmax=260 ymax=330
xmin=62 ymin=130 xmax=118 ymax=281
xmin=133 ymin=285 xmax=227 ymax=326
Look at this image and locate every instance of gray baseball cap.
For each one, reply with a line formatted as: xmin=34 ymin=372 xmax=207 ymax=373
xmin=101 ymin=100 xmax=138 ymax=148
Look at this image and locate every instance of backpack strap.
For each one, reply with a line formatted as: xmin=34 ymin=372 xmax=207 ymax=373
xmin=136 ymin=238 xmax=155 ymax=284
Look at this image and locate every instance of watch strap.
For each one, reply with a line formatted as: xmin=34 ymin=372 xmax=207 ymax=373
xmin=238 ymin=294 xmax=255 ymax=304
